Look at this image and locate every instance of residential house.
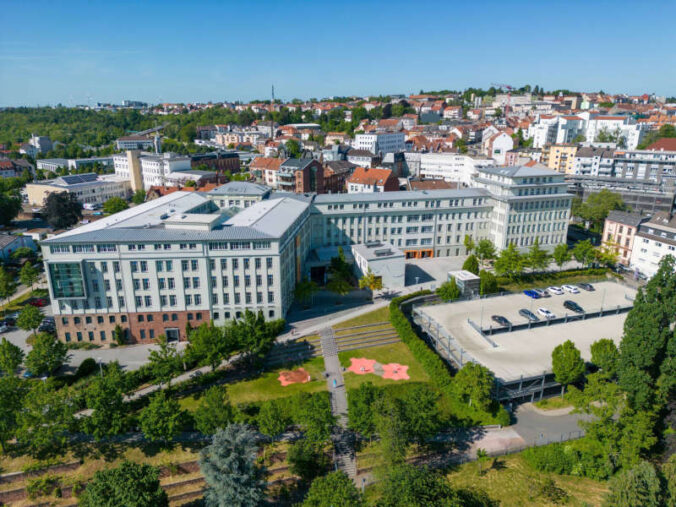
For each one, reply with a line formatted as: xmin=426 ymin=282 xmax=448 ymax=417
xmin=629 ymin=211 xmax=676 ymax=278
xmin=346 ymin=167 xmax=398 ymax=193
xmin=602 ymin=211 xmax=646 ymax=266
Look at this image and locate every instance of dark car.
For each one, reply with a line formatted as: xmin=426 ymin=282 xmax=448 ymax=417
xmin=491 ymin=315 xmax=511 ymax=327
xmin=577 ymin=283 xmax=594 ymax=291
xmin=518 ymin=308 xmax=539 ymax=322
xmin=1 ymin=317 xmax=16 ymax=327
xmin=29 ymin=298 xmax=48 ymax=308
xmin=563 ymin=300 xmax=584 ymax=314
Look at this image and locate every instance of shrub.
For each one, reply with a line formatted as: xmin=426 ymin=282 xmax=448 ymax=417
xmin=75 ymin=358 xmax=98 ymax=379
xmin=26 ymin=475 xmax=60 ymax=499
xmin=523 ymin=443 xmax=575 ymax=475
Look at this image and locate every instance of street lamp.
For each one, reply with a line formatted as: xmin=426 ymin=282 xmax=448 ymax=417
xmin=97 ymin=357 xmax=103 ymax=377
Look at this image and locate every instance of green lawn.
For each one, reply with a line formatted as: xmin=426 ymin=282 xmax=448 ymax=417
xmin=338 ymin=342 xmax=430 ymax=390
xmin=332 ymin=306 xmax=390 ymax=330
xmin=179 ymin=356 xmax=327 ymax=410
xmin=446 ymin=453 xmax=608 ymax=506
xmin=534 ymin=396 xmax=572 ymax=411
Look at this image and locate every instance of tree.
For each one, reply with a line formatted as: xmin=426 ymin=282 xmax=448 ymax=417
xmin=374 ymin=394 xmax=408 ymax=465
xmin=147 ymin=334 xmax=182 ymax=386
xmin=475 ymin=239 xmax=496 ymax=267
xmin=379 ymin=464 xmax=460 ymax=507
xmin=453 ymin=362 xmax=495 ymax=411
xmin=0 ymin=265 xmax=17 ymax=308
xmin=103 ymin=196 xmax=129 ymax=215
xmin=527 ymin=238 xmax=550 ymax=272
xmin=11 ymin=246 xmax=36 ymax=263
xmin=112 ymin=324 xmax=125 ymax=345
xmin=132 ymin=189 xmax=146 ymax=204
xmin=294 ymin=277 xmax=319 ymax=307
xmin=573 ymin=189 xmax=626 ymax=231
xmin=0 ymin=337 xmax=24 ymax=375
xmin=479 ymin=269 xmax=498 ymax=295
xmin=199 ymin=424 xmax=266 ymax=507
xmin=462 ymin=254 xmax=480 ymax=275
xmin=347 ymin=381 xmax=380 ymax=439
xmin=552 ymin=243 xmax=571 ymax=270
xmin=287 ymin=439 xmax=329 ymax=482
xmin=400 ymin=384 xmax=440 ymax=442
xmin=551 ymin=340 xmax=586 ymax=395
xmin=17 ymin=304 xmax=42 ymax=337
xmin=18 ymin=262 xmax=40 ymax=291
xmin=573 ymin=239 xmax=596 ymax=267
xmin=228 ymin=310 xmax=282 ymax=367
xmin=294 ymin=392 xmax=335 ymax=443
xmin=358 ymin=268 xmax=383 ymax=299
xmin=16 ymin=380 xmax=74 ymax=458
xmin=590 ymin=339 xmax=619 ymax=378
xmin=302 ymin=471 xmax=363 ymax=507
xmin=257 ymin=399 xmax=291 ymax=437
xmin=139 ymin=391 xmax=185 ymax=443
xmin=186 ymin=322 xmax=228 ymax=371
xmin=43 ymin=191 xmax=82 ymax=229
xmin=494 ymin=243 xmax=525 ymax=280
xmin=83 ymin=362 xmax=127 ymax=440
xmin=463 ymin=234 xmax=475 ymax=254
xmin=595 ymin=240 xmax=619 ymax=267
xmin=603 ymin=461 xmax=662 ymax=507
xmin=0 ymin=376 xmax=26 ymax=452
xmin=79 ymin=461 xmax=168 ymax=507
xmin=0 ymin=193 xmax=21 ymax=226
xmin=663 ymin=454 xmax=676 ymax=507
xmin=194 ymin=386 xmax=236 ymax=435
xmin=326 ymin=277 xmax=351 ymax=296
xmin=285 ymin=139 xmax=302 ymax=158
xmin=437 ymin=278 xmax=461 ymax=301
xmin=25 ymin=332 xmax=69 ymax=376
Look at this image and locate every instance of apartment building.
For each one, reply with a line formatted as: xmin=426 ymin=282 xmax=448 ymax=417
xmin=116 ymin=135 xmax=156 ymax=151
xmin=527 ymin=114 xmax=646 ymax=149
xmin=25 ymin=173 xmax=131 ymax=207
xmin=353 ymin=132 xmax=405 ymax=154
xmin=346 ymin=167 xmax=398 ymax=193
xmin=544 ymin=144 xmax=578 ymax=174
xmin=471 ymin=165 xmax=571 ymax=250
xmin=419 ymin=153 xmax=495 ymax=186
xmin=205 ymin=181 xmax=271 ymax=209
xmin=572 ymin=147 xmax=614 ymax=177
xmin=113 ymin=151 xmax=193 ymax=190
xmin=43 ymin=165 xmax=572 ymax=344
xmin=629 ymin=211 xmax=676 ymax=278
xmin=602 ymin=211 xmax=645 ymax=266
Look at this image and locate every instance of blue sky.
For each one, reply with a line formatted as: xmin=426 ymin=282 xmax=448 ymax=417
xmin=1 ymin=0 xmax=674 ymax=106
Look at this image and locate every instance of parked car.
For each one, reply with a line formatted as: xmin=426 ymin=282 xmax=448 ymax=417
xmin=2 ymin=317 xmax=16 ymax=327
xmin=537 ymin=307 xmax=555 ymax=319
xmin=491 ymin=315 xmax=511 ymax=327
xmin=563 ymin=300 xmax=584 ymax=314
xmin=577 ymin=283 xmax=595 ymax=291
xmin=29 ymin=298 xmax=48 ymax=307
xmin=518 ymin=309 xmax=539 ymax=322
xmin=547 ymin=286 xmax=564 ymax=295
xmin=523 ymin=289 xmax=540 ymax=299
xmin=533 ymin=288 xmax=550 ymax=298
xmin=562 ymin=284 xmax=580 ymax=294
xmin=0 ymin=322 xmax=9 ymax=334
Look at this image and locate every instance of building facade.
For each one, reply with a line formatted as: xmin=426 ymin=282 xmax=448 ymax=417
xmin=26 ymin=173 xmax=131 ymax=207
xmin=353 ymin=132 xmax=405 ymax=154
xmin=602 ymin=211 xmax=645 ymax=266
xmin=629 ymin=212 xmax=676 ymax=278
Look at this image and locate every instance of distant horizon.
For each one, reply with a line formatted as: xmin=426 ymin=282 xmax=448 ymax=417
xmin=1 ymin=0 xmax=674 ymax=107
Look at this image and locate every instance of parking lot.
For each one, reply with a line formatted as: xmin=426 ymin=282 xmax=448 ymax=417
xmin=417 ymin=281 xmax=637 ymax=382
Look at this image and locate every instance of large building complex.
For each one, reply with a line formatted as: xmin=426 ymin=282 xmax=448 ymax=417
xmin=353 ymin=132 xmax=405 ymax=155
xmin=25 ymin=173 xmax=131 ymax=207
xmin=42 ymin=165 xmax=572 ymax=345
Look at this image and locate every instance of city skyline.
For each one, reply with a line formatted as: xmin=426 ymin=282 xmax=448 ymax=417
xmin=1 ymin=0 xmax=675 ymax=106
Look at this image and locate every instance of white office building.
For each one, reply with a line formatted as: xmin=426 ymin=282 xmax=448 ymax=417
xmin=629 ymin=211 xmax=676 ymax=278
xmin=419 ymin=153 xmax=495 ymax=186
xmin=353 ymin=132 xmax=405 ymax=154
xmin=114 ymin=152 xmax=192 ymax=189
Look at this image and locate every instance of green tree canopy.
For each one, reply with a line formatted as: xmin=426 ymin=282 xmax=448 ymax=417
xmin=552 ymin=340 xmax=586 ymax=395
xmin=590 ymin=338 xmax=619 ymax=378
xmin=18 ymin=262 xmax=40 ymax=290
xmin=199 ymin=424 xmax=266 ymax=507
xmin=476 ymin=239 xmax=496 ymax=267
xmin=0 ymin=265 xmax=17 ymax=305
xmin=186 ymin=322 xmax=228 ymax=371
xmin=294 ymin=277 xmax=319 ymax=306
xmin=0 ymin=193 xmax=21 ymax=226
xmin=302 ymin=471 xmax=363 ymax=507
xmin=43 ymin=191 xmax=82 ymax=229
xmin=572 ymin=189 xmax=626 ymax=231
xmin=103 ymin=196 xmax=129 ymax=214
xmin=132 ymin=189 xmax=146 ymax=204
xmin=527 ymin=238 xmax=550 ymax=271
xmin=256 ymin=399 xmax=291 ymax=437
xmin=573 ymin=239 xmax=596 ymax=267
xmin=462 ymin=254 xmax=480 ymax=275
xmin=453 ymin=362 xmax=495 ymax=411
xmin=603 ymin=461 xmax=662 ymax=507
xmin=463 ymin=234 xmax=475 ymax=253
xmin=147 ymin=335 xmax=182 ymax=386
xmin=479 ymin=269 xmax=498 ymax=295
xmin=285 ymin=139 xmax=302 ymax=157
xmin=437 ymin=278 xmax=461 ymax=301
xmin=84 ymin=362 xmax=127 ymax=440
xmin=358 ymin=268 xmax=383 ymax=298
xmin=552 ymin=243 xmax=571 ymax=269
xmin=79 ymin=461 xmax=168 ymax=507
xmin=17 ymin=304 xmax=42 ymax=336
xmin=347 ymin=381 xmax=381 ymax=439
xmin=494 ymin=243 xmax=525 ymax=280
xmin=139 ymin=391 xmax=185 ymax=442
xmin=287 ymin=439 xmax=329 ymax=482
xmin=25 ymin=331 xmax=69 ymax=376
xmin=0 ymin=376 xmax=26 ymax=452
xmin=194 ymin=386 xmax=236 ymax=435
xmin=0 ymin=337 xmax=24 ymax=375
xmin=379 ymin=464 xmax=460 ymax=507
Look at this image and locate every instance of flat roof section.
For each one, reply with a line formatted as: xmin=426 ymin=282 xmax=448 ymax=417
xmin=416 ymin=281 xmax=636 ymax=383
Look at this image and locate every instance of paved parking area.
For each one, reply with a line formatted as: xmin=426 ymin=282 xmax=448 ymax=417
xmin=418 ymin=281 xmax=636 ymax=382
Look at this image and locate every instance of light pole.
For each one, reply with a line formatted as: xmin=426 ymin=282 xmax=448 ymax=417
xmin=97 ymin=357 xmax=103 ymax=377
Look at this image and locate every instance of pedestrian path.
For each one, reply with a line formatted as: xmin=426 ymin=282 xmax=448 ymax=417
xmin=320 ymin=327 xmax=357 ymax=480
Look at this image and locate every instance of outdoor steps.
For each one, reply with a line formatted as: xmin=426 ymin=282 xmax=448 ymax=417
xmin=334 ymin=332 xmax=400 ymax=350
xmin=334 ymin=330 xmax=399 ymax=345
xmin=338 ymin=338 xmax=402 ymax=353
xmin=333 ymin=327 xmax=396 ymax=340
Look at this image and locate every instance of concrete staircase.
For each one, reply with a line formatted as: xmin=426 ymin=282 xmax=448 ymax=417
xmin=332 ymin=321 xmax=400 ymax=352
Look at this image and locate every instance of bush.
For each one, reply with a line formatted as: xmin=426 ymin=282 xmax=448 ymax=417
xmin=523 ymin=443 xmax=575 ymax=475
xmin=26 ymin=475 xmax=60 ymax=499
xmin=522 ymin=439 xmax=615 ymax=480
xmin=75 ymin=358 xmax=98 ymax=379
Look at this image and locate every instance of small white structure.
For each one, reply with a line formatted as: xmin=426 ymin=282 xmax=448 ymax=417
xmin=447 ymin=270 xmax=480 ymax=296
xmin=351 ymin=241 xmax=405 ymax=288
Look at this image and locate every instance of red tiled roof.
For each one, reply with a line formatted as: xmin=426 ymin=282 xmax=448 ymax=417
xmin=250 ymin=157 xmax=283 ymax=171
xmin=647 ymin=138 xmax=676 ymax=152
xmin=347 ymin=167 xmax=393 ymax=186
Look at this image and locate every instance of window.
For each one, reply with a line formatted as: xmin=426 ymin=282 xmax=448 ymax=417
xmin=130 ymin=261 xmax=138 ymax=273
xmin=166 ymin=260 xmax=173 ymax=271
xmin=144 ymin=296 xmax=152 ymax=306
xmin=171 ymin=313 xmax=178 ymax=321
xmin=156 ymin=260 xmax=164 ymax=272
xmin=220 ymin=258 xmax=227 ymax=269
xmin=88 ymin=331 xmax=94 ymax=341
xmin=266 ymin=257 xmax=272 ymax=269
xmin=100 ymin=330 xmax=106 ymax=341
xmin=163 ymin=314 xmax=168 ymax=322
xmin=244 ymin=259 xmax=250 ymax=269
xmin=109 ymin=316 xmax=116 ymax=323
xmin=97 ymin=316 xmax=104 ymax=324
xmin=232 ymin=259 xmax=239 ymax=269
xmin=170 ymin=295 xmax=177 ymax=306
xmin=140 ymin=261 xmax=147 ymax=272
xmin=65 ymin=332 xmax=71 ymax=342
xmin=140 ymin=330 xmax=146 ymax=339
xmin=255 ymin=258 xmax=261 ymax=269
xmin=182 ymin=260 xmax=189 ymax=271
xmin=138 ymin=314 xmax=144 ymax=322
xmin=149 ymin=329 xmax=155 ymax=339
xmin=194 ymin=294 xmax=202 ymax=305
xmin=192 ymin=277 xmax=200 ymax=288
xmin=267 ymin=274 xmax=274 ymax=285
xmin=191 ymin=260 xmax=198 ymax=270
xmin=234 ymin=275 xmax=240 ymax=287
xmin=186 ymin=295 xmax=192 ymax=305
xmin=135 ymin=296 xmax=142 ymax=307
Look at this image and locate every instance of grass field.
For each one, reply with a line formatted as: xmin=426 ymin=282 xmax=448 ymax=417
xmin=534 ymin=396 xmax=572 ymax=411
xmin=332 ymin=306 xmax=390 ymax=329
xmin=338 ymin=342 xmax=430 ymax=390
xmin=178 ymin=356 xmax=327 ymax=411
xmin=446 ymin=453 xmax=608 ymax=506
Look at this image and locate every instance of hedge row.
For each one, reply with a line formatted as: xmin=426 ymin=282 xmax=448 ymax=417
xmin=496 ymin=267 xmax=610 ymax=286
xmin=522 ymin=440 xmax=615 ymax=480
xmin=389 ymin=291 xmax=453 ymax=395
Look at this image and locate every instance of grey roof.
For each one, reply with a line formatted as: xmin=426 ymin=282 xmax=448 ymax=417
xmin=280 ymin=158 xmax=314 ymax=170
xmin=57 ymin=173 xmax=99 ymax=185
xmin=209 ymin=181 xmax=271 ymax=196
xmin=0 ymin=234 xmax=21 ymax=249
xmin=226 ymin=197 xmax=310 ymax=236
xmin=606 ymin=210 xmax=645 ymax=227
xmin=477 ymin=165 xmax=561 ymax=178
xmin=314 ymin=188 xmax=489 ymax=204
xmin=347 ymin=149 xmax=377 ymax=158
xmin=576 ymin=147 xmax=614 ymax=158
xmin=325 ymin=160 xmax=357 ymax=174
